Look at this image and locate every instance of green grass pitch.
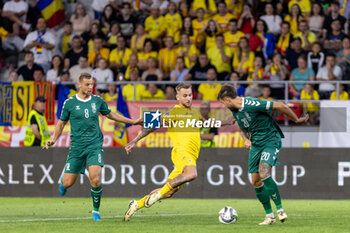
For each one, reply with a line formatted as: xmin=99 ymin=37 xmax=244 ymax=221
xmin=1 ymin=198 xmax=349 ymax=233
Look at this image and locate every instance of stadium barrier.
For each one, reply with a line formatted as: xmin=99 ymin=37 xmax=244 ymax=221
xmin=1 ymin=148 xmax=349 ymax=199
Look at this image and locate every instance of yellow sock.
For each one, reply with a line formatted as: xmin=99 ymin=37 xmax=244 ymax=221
xmin=137 ymin=195 xmax=148 ymax=209
xmin=159 ymin=183 xmax=173 ymax=196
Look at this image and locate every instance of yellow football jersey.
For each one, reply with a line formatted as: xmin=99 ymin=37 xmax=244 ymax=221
xmin=212 ymin=13 xmax=234 ymax=33
xmin=164 ymin=13 xmax=182 ymax=43
xmin=162 ymin=105 xmax=201 ymax=158
xmin=224 ymin=30 xmax=245 ymax=54
xmin=145 ymin=15 xmax=166 ymax=40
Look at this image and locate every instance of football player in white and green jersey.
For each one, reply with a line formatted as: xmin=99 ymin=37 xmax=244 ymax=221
xmin=44 ymin=73 xmax=142 ymax=221
xmin=217 ymin=84 xmax=309 ymax=226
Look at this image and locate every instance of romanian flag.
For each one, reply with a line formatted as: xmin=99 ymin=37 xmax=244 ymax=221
xmin=56 ymin=83 xmax=77 ymax=120
xmin=37 ymin=0 xmax=65 ymax=28
xmin=113 ymin=85 xmax=131 ymax=147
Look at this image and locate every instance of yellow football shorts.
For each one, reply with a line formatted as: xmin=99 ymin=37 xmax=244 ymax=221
xmin=167 ymin=148 xmax=198 ymax=190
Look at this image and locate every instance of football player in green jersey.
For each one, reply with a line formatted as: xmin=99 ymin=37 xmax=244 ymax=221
xmin=217 ymin=84 xmax=309 ymax=226
xmin=44 ymin=73 xmax=142 ymax=221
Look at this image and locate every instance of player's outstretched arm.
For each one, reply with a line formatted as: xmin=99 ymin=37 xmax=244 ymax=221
xmin=240 ymin=128 xmax=251 ymax=149
xmin=43 ymin=120 xmax=67 ymax=149
xmin=125 ymin=128 xmax=156 ymax=155
xmin=106 ymin=111 xmax=143 ymax=125
xmin=273 ymin=102 xmax=309 ymax=124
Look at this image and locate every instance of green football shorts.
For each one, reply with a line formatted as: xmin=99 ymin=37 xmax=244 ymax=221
xmin=248 ymin=133 xmax=282 ymax=173
xmin=64 ymin=143 xmax=104 ymax=174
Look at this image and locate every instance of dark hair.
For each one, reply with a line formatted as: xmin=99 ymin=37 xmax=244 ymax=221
xmin=64 ymin=21 xmax=72 ymax=26
xmin=326 ymin=53 xmax=336 ymax=58
xmin=144 ymin=38 xmax=153 ymax=47
xmin=122 ymin=2 xmax=131 ymax=8
xmin=72 ymin=35 xmax=82 ymax=40
xmin=78 ymin=72 xmax=92 ymax=82
xmin=281 ymin=21 xmax=290 ymax=28
xmin=175 ymin=83 xmax=192 ymax=93
xmin=205 ymin=19 xmax=217 ymax=37
xmin=25 ymin=51 xmax=34 ymax=56
xmin=61 ymin=71 xmax=70 ymax=76
xmin=253 ymin=19 xmax=268 ymax=34
xmin=216 ymin=34 xmax=224 ymax=39
xmin=79 ymin=55 xmax=88 ymax=60
xmin=330 ymin=1 xmax=340 ymax=6
xmin=217 ymin=84 xmax=238 ymax=100
xmin=298 ymin=54 xmax=307 ymax=62
xmin=229 ymin=19 xmax=238 ymax=24
xmin=33 ymin=68 xmax=44 ymax=75
xmin=292 ymin=37 xmax=302 ymax=43
xmin=181 ymin=16 xmax=194 ymax=37
xmin=311 ymin=2 xmax=324 ymax=16
xmin=51 ymin=55 xmax=64 ymax=76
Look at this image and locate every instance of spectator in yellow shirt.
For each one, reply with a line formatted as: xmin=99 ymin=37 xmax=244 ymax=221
xmin=123 ymin=54 xmax=139 ymax=80
xmin=180 ymin=16 xmax=195 ymax=43
xmin=226 ymin=0 xmax=243 ymax=18
xmin=284 ymin=4 xmax=304 ymax=35
xmin=330 ymin=84 xmax=350 ymax=100
xmin=104 ymin=84 xmax=118 ymax=101
xmin=123 ymin=69 xmax=146 ymax=101
xmin=142 ymin=84 xmax=166 ymax=100
xmin=301 ymin=84 xmax=319 ymax=125
xmin=288 ymin=0 xmax=311 ymax=17
xmin=192 ymin=8 xmax=208 ymax=39
xmin=198 ymin=68 xmax=222 ymax=100
xmin=137 ymin=39 xmax=158 ymax=70
xmin=207 ymin=34 xmax=232 ymax=80
xmin=159 ymin=36 xmax=177 ymax=76
xmin=107 ymin=22 xmax=120 ymax=50
xmin=87 ymin=36 xmax=110 ymax=68
xmin=176 ymin=34 xmax=199 ymax=69
xmin=190 ymin=0 xmax=217 ymax=19
xmin=224 ymin=19 xmax=245 ymax=54
xmin=258 ymin=86 xmax=274 ymax=101
xmin=164 ymin=2 xmax=183 ymax=44
xmin=145 ymin=6 xmax=165 ymax=42
xmin=109 ymin=36 xmax=132 ymax=71
xmin=130 ymin=24 xmax=148 ymax=53
xmin=212 ymin=2 xmax=235 ymax=34
xmin=233 ymin=37 xmax=255 ymax=77
xmin=294 ymin=20 xmax=317 ymax=50
xmin=205 ymin=20 xmax=218 ymax=51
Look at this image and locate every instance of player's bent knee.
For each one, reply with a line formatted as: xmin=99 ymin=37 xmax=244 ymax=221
xmin=89 ymin=177 xmax=101 ymax=187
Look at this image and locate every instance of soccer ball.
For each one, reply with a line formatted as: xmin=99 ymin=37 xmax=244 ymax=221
xmin=218 ymin=207 xmax=238 ymax=224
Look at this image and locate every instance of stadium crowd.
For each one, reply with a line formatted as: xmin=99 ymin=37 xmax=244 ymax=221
xmin=0 ymin=0 xmax=350 ymax=105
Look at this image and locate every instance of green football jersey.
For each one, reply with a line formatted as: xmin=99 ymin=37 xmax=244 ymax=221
xmin=60 ymin=94 xmax=111 ymax=146
xmin=231 ymin=97 xmax=284 ymax=147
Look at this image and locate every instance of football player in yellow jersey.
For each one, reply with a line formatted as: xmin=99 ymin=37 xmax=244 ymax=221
xmin=124 ymin=83 xmax=201 ymax=221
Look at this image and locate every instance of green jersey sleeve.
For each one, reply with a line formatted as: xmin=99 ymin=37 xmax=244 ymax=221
xmin=99 ymin=98 xmax=111 ymax=115
xmin=240 ymin=97 xmax=273 ymax=113
xmin=60 ymin=99 xmax=71 ymax=121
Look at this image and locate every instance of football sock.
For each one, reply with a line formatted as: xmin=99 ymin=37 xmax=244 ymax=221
xmin=255 ymin=184 xmax=273 ymax=214
xmin=91 ymin=185 xmax=102 ymax=212
xmin=159 ymin=182 xmax=173 ymax=196
xmin=262 ymin=176 xmax=282 ymax=210
xmin=137 ymin=195 xmax=148 ymax=209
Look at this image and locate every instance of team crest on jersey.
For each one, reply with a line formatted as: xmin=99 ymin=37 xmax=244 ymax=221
xmin=91 ymin=103 xmax=96 ymax=113
xmin=76 ymin=106 xmax=80 ymax=110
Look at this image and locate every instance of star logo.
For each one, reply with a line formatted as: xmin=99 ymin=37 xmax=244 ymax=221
xmin=143 ymin=110 xmax=162 ymax=129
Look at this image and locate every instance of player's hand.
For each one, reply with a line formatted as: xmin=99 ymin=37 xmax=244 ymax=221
xmin=125 ymin=141 xmax=136 ymax=155
xmin=132 ymin=118 xmax=143 ymax=126
xmin=296 ymin=114 xmax=309 ymax=124
xmin=43 ymin=139 xmax=55 ymax=149
xmin=244 ymin=139 xmax=251 ymax=149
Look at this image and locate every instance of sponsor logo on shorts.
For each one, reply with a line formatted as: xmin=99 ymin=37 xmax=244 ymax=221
xmin=66 ymin=163 xmax=70 ymax=171
xmin=98 ymin=154 xmax=102 ymax=163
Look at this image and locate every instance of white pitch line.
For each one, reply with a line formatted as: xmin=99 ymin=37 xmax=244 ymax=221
xmin=0 ymin=213 xmax=211 ymax=223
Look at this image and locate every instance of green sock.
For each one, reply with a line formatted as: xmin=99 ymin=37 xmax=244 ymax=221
xmin=255 ymin=185 xmax=272 ymax=214
xmin=91 ymin=185 xmax=102 ymax=212
xmin=263 ymin=176 xmax=282 ymax=210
